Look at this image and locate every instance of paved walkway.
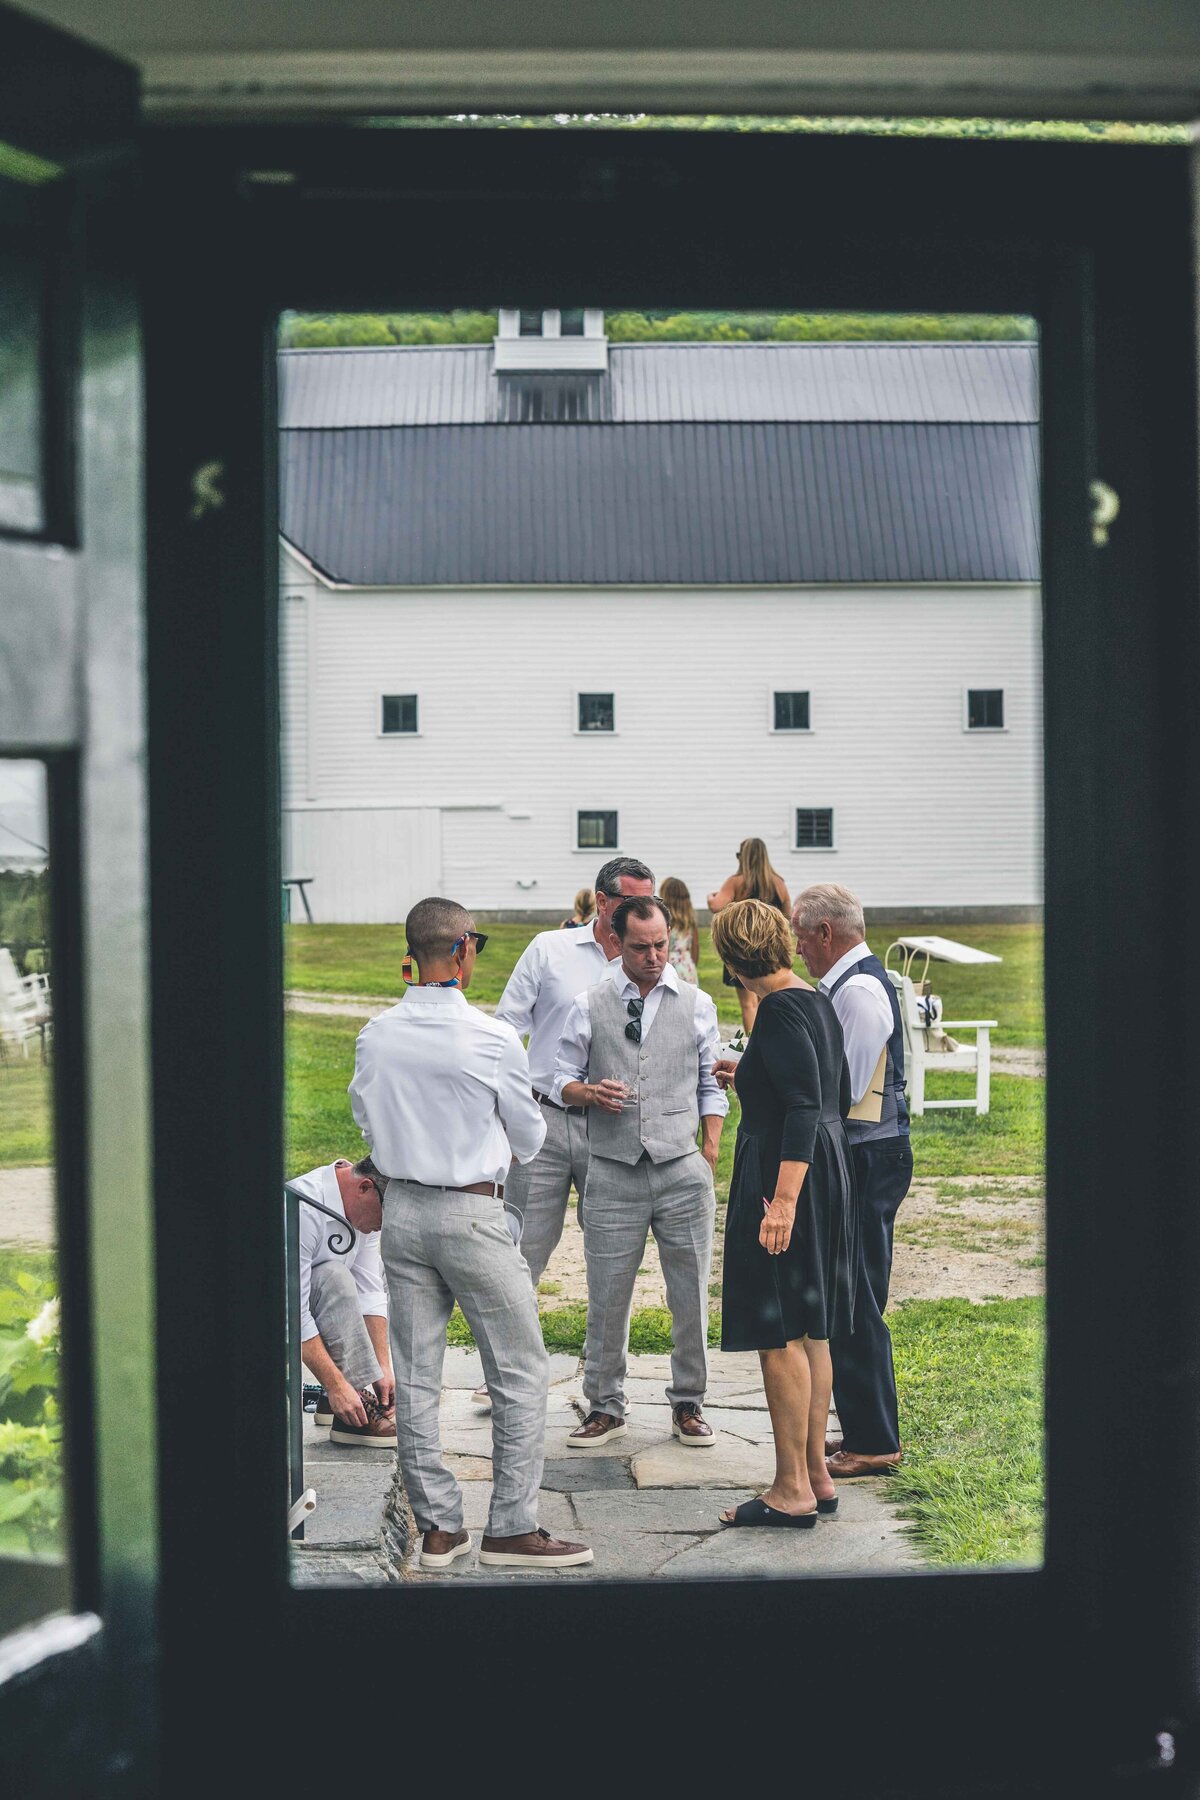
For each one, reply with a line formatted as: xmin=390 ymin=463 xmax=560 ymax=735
xmin=291 ymin=1346 xmax=920 ymax=1585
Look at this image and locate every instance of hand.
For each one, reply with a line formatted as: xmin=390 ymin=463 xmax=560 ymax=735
xmin=713 ymin=1057 xmax=739 ymax=1091
xmin=329 ymin=1377 xmax=368 ymax=1426
xmin=760 ymin=1197 xmax=796 ymax=1256
xmin=373 ymin=1371 xmax=395 ymax=1411
xmin=702 ymin=1140 xmax=720 ymax=1174
xmin=590 ymin=1079 xmax=629 ymax=1114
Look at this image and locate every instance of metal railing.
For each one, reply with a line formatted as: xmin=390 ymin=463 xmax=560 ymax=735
xmin=283 ymin=1184 xmax=358 ymax=1541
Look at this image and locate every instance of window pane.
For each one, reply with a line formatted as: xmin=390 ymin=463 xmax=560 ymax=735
xmin=968 ymin=688 xmax=1004 ymax=729
xmin=382 ymin=694 xmax=418 ymax=734
xmin=578 ymin=692 xmax=614 ymax=732
xmin=577 ymin=810 xmax=617 ymax=850
xmin=796 ymin=806 xmax=834 ymax=848
xmin=0 ymin=762 xmax=64 ymax=1589
xmin=0 ymin=243 xmax=44 ymax=534
xmin=518 ymin=310 xmax=543 ymax=337
xmin=560 ymin=308 xmax=585 ymax=337
xmin=774 ymin=690 xmax=810 ymax=730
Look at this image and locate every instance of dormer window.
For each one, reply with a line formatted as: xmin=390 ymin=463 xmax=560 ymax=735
xmin=495 ymin=308 xmax=609 ymax=372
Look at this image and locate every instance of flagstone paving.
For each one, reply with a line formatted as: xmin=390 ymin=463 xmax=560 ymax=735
xmin=290 ymin=1346 xmax=921 ymax=1586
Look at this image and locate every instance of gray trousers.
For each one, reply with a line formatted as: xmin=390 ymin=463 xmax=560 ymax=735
xmin=504 ymin=1100 xmax=590 ymax=1285
xmin=582 ymin=1149 xmax=715 ymax=1419
xmin=308 ymin=1259 xmax=382 ymax=1391
xmin=382 ymin=1180 xmax=550 ymax=1538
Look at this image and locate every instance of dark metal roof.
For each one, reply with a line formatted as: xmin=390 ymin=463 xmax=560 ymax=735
xmin=279 ymin=341 xmax=1039 ymax=429
xmin=280 ymin=421 xmax=1040 ymax=587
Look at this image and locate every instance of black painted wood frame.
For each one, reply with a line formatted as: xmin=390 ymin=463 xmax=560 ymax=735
xmin=142 ymin=127 xmax=1200 ymax=1794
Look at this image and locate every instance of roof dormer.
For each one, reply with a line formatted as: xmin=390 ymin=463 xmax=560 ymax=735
xmin=494 ymin=308 xmax=608 ymax=372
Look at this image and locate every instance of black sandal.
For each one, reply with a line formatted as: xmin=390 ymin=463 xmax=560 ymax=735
xmin=816 ymin=1496 xmax=838 ymax=1516
xmin=719 ymin=1496 xmax=818 ymax=1529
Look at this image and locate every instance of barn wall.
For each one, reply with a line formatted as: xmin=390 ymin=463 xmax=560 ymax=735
xmin=279 ymin=559 xmax=1043 ymax=919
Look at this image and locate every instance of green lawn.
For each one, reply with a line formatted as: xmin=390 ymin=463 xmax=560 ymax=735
xmin=0 ymin=1060 xmax=52 ymax=1169
xmin=288 ymin=917 xmax=1043 ymax=1045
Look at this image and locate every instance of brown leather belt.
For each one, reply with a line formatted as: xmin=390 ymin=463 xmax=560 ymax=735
xmin=534 ymin=1089 xmax=584 ymax=1116
xmin=404 ymin=1179 xmax=505 ymax=1198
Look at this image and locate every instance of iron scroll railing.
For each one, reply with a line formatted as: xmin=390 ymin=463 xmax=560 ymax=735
xmin=284 ymin=1184 xmax=358 ymax=1541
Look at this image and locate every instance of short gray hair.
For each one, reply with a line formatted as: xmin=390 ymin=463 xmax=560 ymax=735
xmin=791 ymin=883 xmax=866 ymax=940
xmin=595 ymin=856 xmax=655 ymax=897
xmin=405 ymin=895 xmax=472 ymax=963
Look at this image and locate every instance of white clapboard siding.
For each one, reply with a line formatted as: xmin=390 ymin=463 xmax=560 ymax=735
xmin=283 ymin=805 xmax=443 ymax=923
xmin=279 ymin=561 xmax=1043 ymax=916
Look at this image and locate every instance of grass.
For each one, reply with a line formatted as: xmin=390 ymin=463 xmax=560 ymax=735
xmin=888 ymin=1297 xmax=1044 ymax=1565
xmin=907 ymin=1074 xmax=1043 ymax=1178
xmin=287 ymin=917 xmax=1044 ymax=1046
xmin=0 ymin=1061 xmax=52 ymax=1168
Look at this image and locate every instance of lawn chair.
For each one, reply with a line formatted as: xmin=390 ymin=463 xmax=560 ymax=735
xmin=0 ymin=947 xmax=51 ymax=1061
xmin=883 ymin=936 xmax=1000 ymax=1117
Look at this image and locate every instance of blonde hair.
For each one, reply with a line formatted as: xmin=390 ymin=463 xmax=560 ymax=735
xmin=660 ymin=876 xmax=696 ymax=938
xmin=737 ymin=837 xmax=783 ymax=905
xmin=711 ymin=898 xmax=795 ymax=978
xmin=573 ymin=886 xmax=596 ymax=922
xmin=791 ymin=883 xmax=865 ymax=939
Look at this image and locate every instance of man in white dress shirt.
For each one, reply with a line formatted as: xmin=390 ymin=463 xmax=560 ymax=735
xmin=554 ymin=894 xmax=728 ymax=1448
xmin=792 ymin=883 xmax=913 ymax=1477
xmin=290 ymin=1156 xmax=396 ymax=1447
xmin=494 ymin=855 xmax=656 ymax=1289
xmin=349 ymin=896 xmax=593 ymax=1572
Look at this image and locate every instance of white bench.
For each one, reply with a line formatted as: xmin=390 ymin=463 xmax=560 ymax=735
xmin=0 ymin=948 xmax=51 ymax=1061
xmin=883 ymin=938 xmax=999 ymax=1118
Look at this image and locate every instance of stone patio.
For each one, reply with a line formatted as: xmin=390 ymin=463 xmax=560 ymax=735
xmin=290 ymin=1346 xmax=920 ymax=1585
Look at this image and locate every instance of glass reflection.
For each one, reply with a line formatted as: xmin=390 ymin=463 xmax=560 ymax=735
xmin=0 ymin=243 xmax=44 ymax=534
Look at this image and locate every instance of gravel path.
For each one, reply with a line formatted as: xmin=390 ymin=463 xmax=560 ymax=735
xmin=0 ymin=1166 xmax=55 ymax=1246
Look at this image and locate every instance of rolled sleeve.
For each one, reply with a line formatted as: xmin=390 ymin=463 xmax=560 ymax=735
xmin=694 ymin=992 xmax=729 ymax=1118
xmin=550 ymin=993 xmax=592 ymax=1106
xmin=495 ymin=1028 xmax=547 ymax=1165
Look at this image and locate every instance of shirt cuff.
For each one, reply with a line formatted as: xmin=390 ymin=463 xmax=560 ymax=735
xmin=699 ymin=1097 xmax=729 ymax=1118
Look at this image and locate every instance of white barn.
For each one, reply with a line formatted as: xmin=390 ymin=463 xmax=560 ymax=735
xmin=279 ymin=319 xmax=1042 ymax=922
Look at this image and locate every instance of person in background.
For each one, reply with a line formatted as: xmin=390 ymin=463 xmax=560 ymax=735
xmin=709 ymin=899 xmax=858 ymax=1529
xmin=349 ymin=896 xmax=592 ymax=1571
xmin=291 ymin=1155 xmax=396 ymax=1447
xmin=661 ymin=875 xmax=700 ymax=985
xmin=707 ymin=838 xmax=792 ymax=1034
xmin=561 ymin=887 xmax=597 ymax=929
xmin=791 ymin=882 xmax=912 ymax=1478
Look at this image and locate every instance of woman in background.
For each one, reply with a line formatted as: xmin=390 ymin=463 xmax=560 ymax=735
xmin=561 ymin=887 xmax=596 ymax=930
xmin=707 ymin=838 xmax=792 ymax=1033
xmin=710 ymin=899 xmax=858 ymax=1530
xmin=660 ymin=876 xmax=700 ymax=985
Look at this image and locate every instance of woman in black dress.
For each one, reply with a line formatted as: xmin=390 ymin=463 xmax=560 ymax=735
xmin=710 ymin=899 xmax=859 ymax=1528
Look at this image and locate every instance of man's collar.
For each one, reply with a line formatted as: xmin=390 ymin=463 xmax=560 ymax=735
xmin=403 ymin=983 xmax=469 ymax=1004
xmin=819 ymin=941 xmax=872 ymax=992
xmin=610 ymin=960 xmax=679 ymax=996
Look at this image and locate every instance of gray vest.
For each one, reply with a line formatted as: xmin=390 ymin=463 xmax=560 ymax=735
xmin=586 ymin=978 xmax=701 ymax=1165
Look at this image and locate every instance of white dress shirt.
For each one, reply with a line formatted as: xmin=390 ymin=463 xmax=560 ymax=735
xmin=289 ymin=1161 xmax=388 ymax=1343
xmin=551 ymin=961 xmax=729 ymax=1117
xmin=349 ymin=986 xmax=546 ymax=1188
xmin=494 ymin=921 xmax=617 ymax=1093
xmin=818 ymin=941 xmax=895 ymax=1105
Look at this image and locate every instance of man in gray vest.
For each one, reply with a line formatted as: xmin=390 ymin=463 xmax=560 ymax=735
xmin=552 ymin=894 xmax=727 ymax=1448
xmin=792 ymin=883 xmax=913 ymax=1476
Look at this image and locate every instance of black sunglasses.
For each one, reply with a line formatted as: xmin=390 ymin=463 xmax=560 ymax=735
xmin=624 ymin=997 xmax=645 ymax=1043
xmin=454 ymin=930 xmax=489 ymax=955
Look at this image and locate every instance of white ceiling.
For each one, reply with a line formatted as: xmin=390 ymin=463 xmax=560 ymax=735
xmin=16 ymin=0 xmax=1200 ymax=121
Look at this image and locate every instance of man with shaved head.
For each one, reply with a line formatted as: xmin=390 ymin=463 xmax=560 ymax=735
xmin=349 ymin=896 xmax=593 ymax=1572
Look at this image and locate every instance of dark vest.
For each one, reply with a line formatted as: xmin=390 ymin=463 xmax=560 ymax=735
xmin=828 ymin=952 xmax=910 ymax=1144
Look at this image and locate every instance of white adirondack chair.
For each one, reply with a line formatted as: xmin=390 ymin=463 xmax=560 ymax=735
xmin=883 ymin=938 xmax=999 ymax=1117
xmin=0 ymin=948 xmax=51 ymax=1060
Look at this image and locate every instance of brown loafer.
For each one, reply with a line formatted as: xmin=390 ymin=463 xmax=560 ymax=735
xmin=826 ymin=1448 xmax=902 ymax=1478
xmin=672 ymin=1402 xmax=716 ymax=1447
xmin=824 ymin=1437 xmax=843 ymax=1457
xmin=418 ymin=1528 xmax=472 ymax=1569
xmin=567 ymin=1409 xmax=627 ymax=1448
xmin=478 ymin=1527 xmax=594 ymax=1569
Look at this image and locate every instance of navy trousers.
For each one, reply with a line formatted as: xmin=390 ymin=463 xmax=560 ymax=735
xmin=831 ymin=1138 xmax=913 ymax=1455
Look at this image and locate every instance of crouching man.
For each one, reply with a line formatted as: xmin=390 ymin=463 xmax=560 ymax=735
xmin=290 ymin=1156 xmax=396 ymax=1447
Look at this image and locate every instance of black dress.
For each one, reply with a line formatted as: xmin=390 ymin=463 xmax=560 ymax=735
xmin=721 ymin=986 xmax=860 ymax=1350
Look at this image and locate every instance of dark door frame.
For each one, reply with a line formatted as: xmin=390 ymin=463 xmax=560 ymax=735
xmin=140 ymin=126 xmax=1200 ymax=1792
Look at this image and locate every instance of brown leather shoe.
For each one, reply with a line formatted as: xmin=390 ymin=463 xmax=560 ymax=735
xmin=826 ymin=1447 xmax=903 ymax=1477
xmin=672 ymin=1402 xmax=716 ymax=1447
xmin=478 ymin=1527 xmax=593 ymax=1569
xmin=418 ymin=1528 xmax=472 ymax=1570
xmin=329 ymin=1388 xmax=398 ymax=1448
xmin=566 ymin=1409 xmax=627 ymax=1448
xmin=825 ymin=1436 xmax=842 ymax=1457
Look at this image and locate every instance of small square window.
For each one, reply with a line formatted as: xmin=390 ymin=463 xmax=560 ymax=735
xmin=518 ymin=310 xmax=544 ymax=337
xmin=381 ymin=694 xmax=418 ymax=734
xmin=967 ymin=688 xmax=1005 ymax=730
xmin=578 ymin=692 xmax=615 ymax=733
xmin=795 ymin=807 xmax=834 ymax=849
xmin=774 ymin=691 xmax=811 ymax=732
xmin=577 ymin=810 xmax=618 ymax=851
xmin=559 ymin=308 xmax=586 ymax=337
